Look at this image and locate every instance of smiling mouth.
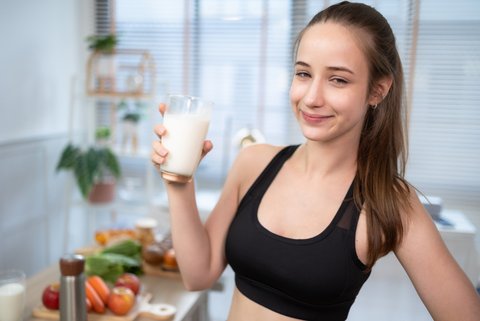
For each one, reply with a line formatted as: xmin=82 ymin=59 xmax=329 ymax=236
xmin=300 ymin=110 xmax=333 ymax=122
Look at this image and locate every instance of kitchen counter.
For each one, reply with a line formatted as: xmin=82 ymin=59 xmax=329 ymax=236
xmin=25 ymin=264 xmax=209 ymax=321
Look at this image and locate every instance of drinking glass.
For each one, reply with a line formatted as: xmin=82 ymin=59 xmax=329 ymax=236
xmin=0 ymin=270 xmax=26 ymax=321
xmin=160 ymin=94 xmax=212 ymax=183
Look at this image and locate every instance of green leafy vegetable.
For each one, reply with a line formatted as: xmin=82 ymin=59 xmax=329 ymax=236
xmin=85 ymin=240 xmax=142 ymax=283
xmin=101 ymin=239 xmax=140 ymax=257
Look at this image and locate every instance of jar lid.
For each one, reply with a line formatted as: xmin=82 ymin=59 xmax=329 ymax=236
xmin=135 ymin=217 xmax=158 ymax=229
xmin=59 ymin=254 xmax=85 ymax=276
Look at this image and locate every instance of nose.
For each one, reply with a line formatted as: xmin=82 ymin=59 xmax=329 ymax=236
xmin=303 ymin=79 xmax=325 ymax=108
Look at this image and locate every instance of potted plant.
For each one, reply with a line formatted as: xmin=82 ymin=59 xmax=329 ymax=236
xmin=56 ymin=143 xmax=121 ymax=204
xmin=95 ymin=126 xmax=112 ymax=146
xmin=118 ymin=100 xmax=147 ymax=153
xmin=86 ymin=33 xmax=119 ymax=78
xmin=86 ymin=33 xmax=118 ymax=54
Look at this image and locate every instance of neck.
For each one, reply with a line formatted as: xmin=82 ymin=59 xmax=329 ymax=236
xmin=294 ymin=139 xmax=358 ymax=180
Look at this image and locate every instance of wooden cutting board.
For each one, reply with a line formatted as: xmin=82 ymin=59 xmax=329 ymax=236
xmin=142 ymin=262 xmax=181 ymax=280
xmin=32 ymin=293 xmax=176 ymax=321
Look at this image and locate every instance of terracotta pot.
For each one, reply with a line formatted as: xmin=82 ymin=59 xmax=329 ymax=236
xmin=88 ymin=181 xmax=116 ymax=204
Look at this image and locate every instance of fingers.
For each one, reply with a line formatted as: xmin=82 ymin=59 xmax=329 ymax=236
xmin=153 ymin=124 xmax=166 ymax=138
xmin=151 ymin=140 xmax=168 ymax=168
xmin=158 ymin=103 xmax=167 ymax=116
xmin=152 ymin=139 xmax=213 ymax=168
xmin=152 ymin=108 xmax=213 ymax=173
xmin=152 ymin=111 xmax=167 ymax=168
xmin=201 ymin=140 xmax=213 ymax=159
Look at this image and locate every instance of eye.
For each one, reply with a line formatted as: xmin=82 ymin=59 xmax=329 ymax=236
xmin=295 ymin=71 xmax=311 ymax=78
xmin=331 ymin=77 xmax=348 ymax=85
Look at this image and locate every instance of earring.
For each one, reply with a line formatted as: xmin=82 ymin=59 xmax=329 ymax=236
xmin=372 ymin=104 xmax=378 ymax=110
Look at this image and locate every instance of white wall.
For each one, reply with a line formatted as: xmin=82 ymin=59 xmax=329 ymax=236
xmin=0 ymin=0 xmax=94 ymax=276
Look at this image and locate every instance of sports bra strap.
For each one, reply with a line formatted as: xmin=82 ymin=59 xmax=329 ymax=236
xmin=237 ymin=145 xmax=299 ymax=211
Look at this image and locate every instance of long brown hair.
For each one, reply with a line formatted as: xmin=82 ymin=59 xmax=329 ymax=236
xmin=294 ymin=1 xmax=411 ymax=268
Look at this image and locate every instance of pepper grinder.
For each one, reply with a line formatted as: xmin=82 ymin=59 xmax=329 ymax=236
xmin=59 ymin=254 xmax=87 ymax=321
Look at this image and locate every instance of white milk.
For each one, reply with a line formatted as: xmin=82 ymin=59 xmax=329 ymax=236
xmin=161 ymin=113 xmax=210 ymax=177
xmin=0 ymin=283 xmax=25 ymax=321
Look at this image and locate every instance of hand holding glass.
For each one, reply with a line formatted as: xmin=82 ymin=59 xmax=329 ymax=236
xmin=160 ymin=95 xmax=212 ymax=183
xmin=0 ymin=270 xmax=26 ymax=321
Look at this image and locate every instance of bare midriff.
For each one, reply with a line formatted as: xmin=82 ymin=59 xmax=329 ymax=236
xmin=226 ymin=287 xmax=304 ymax=321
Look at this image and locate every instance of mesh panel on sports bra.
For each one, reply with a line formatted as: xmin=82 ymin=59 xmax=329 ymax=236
xmin=336 ymin=200 xmax=357 ymax=231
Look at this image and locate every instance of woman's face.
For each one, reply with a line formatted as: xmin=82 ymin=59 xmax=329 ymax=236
xmin=290 ymin=22 xmax=372 ymax=144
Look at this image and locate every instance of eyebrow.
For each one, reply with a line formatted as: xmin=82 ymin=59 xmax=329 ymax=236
xmin=294 ymin=61 xmax=355 ymax=75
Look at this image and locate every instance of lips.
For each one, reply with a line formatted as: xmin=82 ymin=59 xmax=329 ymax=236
xmin=300 ymin=110 xmax=333 ymax=123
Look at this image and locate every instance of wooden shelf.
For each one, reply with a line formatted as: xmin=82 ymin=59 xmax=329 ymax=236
xmin=86 ymin=91 xmax=155 ymax=100
xmin=86 ymin=49 xmax=156 ymax=98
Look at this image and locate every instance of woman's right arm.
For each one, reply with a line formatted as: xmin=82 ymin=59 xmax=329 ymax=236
xmin=151 ymin=117 xmax=268 ymax=290
xmin=160 ymin=158 xmax=243 ymax=290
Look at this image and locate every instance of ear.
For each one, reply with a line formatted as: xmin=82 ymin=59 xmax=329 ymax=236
xmin=368 ymin=76 xmax=393 ymax=106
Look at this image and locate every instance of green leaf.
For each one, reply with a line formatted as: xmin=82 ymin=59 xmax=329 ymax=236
xmin=86 ymin=34 xmax=118 ymax=53
xmin=95 ymin=127 xmax=111 ymax=140
xmin=104 ymin=148 xmax=121 ymax=178
xmin=85 ymin=255 xmax=113 ymax=276
xmin=86 ymin=147 xmax=100 ymax=179
xmin=102 ymin=239 xmax=141 ymax=257
xmin=56 ymin=144 xmax=80 ymax=171
xmin=101 ymin=264 xmax=124 ymax=283
xmin=56 ymin=143 xmax=122 ymax=199
xmin=85 ymin=255 xmax=124 ymax=283
xmin=73 ymin=154 xmax=93 ymax=198
xmin=122 ymin=113 xmax=140 ymax=122
xmin=100 ymin=253 xmax=140 ymax=268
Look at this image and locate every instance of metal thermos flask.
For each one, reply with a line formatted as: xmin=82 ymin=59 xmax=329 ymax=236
xmin=59 ymin=254 xmax=87 ymax=321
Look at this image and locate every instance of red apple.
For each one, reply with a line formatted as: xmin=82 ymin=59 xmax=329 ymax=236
xmin=107 ymin=286 xmax=135 ymax=316
xmin=42 ymin=282 xmax=60 ymax=310
xmin=114 ymin=273 xmax=140 ymax=295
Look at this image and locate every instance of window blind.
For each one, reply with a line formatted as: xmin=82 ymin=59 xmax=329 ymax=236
xmin=95 ymin=1 xmax=480 ymax=226
xmin=407 ymin=0 xmax=480 ymax=219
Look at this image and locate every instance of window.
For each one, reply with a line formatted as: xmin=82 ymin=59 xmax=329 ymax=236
xmin=95 ymin=0 xmax=480 ymax=225
xmin=407 ymin=0 xmax=480 ymax=219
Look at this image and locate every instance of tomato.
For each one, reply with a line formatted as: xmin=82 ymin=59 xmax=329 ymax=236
xmin=107 ymin=286 xmax=135 ymax=316
xmin=42 ymin=283 xmax=60 ymax=310
xmin=114 ymin=273 xmax=140 ymax=295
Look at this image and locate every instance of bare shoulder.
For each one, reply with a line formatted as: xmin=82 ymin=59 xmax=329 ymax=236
xmin=395 ymin=183 xmax=449 ymax=264
xmin=396 ymin=185 xmax=433 ymax=239
xmin=212 ymin=144 xmax=284 ymax=212
xmin=231 ymin=144 xmax=286 ymax=198
xmin=235 ymin=143 xmax=284 ymax=166
xmin=402 ymin=184 xmax=432 ymax=229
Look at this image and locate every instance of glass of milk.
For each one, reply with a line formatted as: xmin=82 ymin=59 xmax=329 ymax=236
xmin=160 ymin=94 xmax=212 ymax=183
xmin=0 ymin=270 xmax=26 ymax=321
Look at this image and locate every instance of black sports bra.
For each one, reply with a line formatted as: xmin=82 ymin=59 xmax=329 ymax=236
xmin=225 ymin=145 xmax=370 ymax=320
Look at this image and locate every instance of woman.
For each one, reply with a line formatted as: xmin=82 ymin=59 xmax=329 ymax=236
xmin=151 ymin=2 xmax=480 ymax=320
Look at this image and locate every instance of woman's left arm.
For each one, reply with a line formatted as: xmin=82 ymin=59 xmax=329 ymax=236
xmin=395 ymin=190 xmax=480 ymax=321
